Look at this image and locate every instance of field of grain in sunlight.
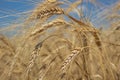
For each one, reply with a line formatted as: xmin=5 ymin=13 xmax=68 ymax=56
xmin=0 ymin=0 xmax=120 ymax=80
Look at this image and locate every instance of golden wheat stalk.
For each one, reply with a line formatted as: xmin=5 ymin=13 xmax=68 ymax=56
xmin=61 ymin=49 xmax=79 ymax=72
xmin=29 ymin=19 xmax=67 ymax=38
xmin=65 ymin=14 xmax=102 ymax=51
xmin=60 ymin=46 xmax=90 ymax=79
xmin=0 ymin=34 xmax=15 ymax=53
xmin=27 ymin=1 xmax=64 ymax=23
xmin=25 ymin=42 xmax=42 ymax=79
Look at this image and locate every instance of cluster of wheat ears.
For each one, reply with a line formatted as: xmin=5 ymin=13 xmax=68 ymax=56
xmin=0 ymin=0 xmax=120 ymax=80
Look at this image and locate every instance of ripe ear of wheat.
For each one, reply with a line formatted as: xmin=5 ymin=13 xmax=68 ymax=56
xmin=0 ymin=0 xmax=119 ymax=80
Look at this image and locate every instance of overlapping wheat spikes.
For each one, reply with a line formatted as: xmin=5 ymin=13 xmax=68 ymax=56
xmin=0 ymin=0 xmax=120 ymax=80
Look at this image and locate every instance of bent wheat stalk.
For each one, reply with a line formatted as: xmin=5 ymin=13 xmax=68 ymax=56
xmin=65 ymin=14 xmax=102 ymax=51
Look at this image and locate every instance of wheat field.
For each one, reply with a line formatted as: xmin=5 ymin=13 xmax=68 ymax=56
xmin=0 ymin=0 xmax=120 ymax=80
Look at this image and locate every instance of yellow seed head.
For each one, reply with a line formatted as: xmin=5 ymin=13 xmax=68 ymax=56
xmin=47 ymin=0 xmax=56 ymax=3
